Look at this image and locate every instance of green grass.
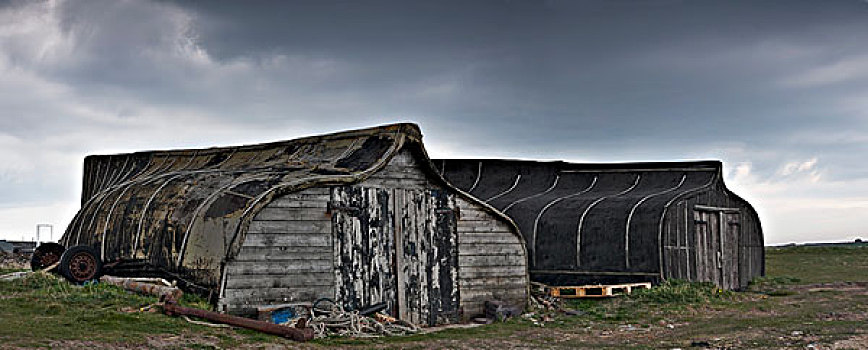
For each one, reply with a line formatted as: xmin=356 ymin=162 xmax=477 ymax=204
xmin=0 ymin=267 xmax=27 ymax=275
xmin=765 ymin=244 xmax=868 ymax=283
xmin=1 ymin=245 xmax=867 ymax=348
xmin=630 ymin=279 xmax=733 ymax=303
xmin=0 ymin=272 xmax=284 ymax=348
xmin=0 ymin=273 xmax=194 ymax=343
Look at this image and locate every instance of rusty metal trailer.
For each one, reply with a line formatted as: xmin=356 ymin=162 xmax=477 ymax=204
xmin=55 ymin=123 xmax=528 ymax=325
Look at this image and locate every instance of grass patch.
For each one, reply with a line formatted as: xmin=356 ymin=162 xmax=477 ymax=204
xmin=562 ymin=279 xmax=738 ymax=326
xmin=765 ymin=245 xmax=868 ymax=283
xmin=0 ymin=272 xmax=254 ymax=348
xmin=630 ymin=279 xmax=733 ymax=304
xmin=748 ymin=275 xmax=802 ymax=296
xmin=0 ymin=268 xmax=27 ymax=275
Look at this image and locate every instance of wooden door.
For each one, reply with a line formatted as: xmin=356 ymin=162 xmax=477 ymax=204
xmin=693 ymin=208 xmax=740 ymax=289
xmin=721 ymin=212 xmax=741 ymax=290
xmin=694 ymin=210 xmax=720 ymax=286
xmin=394 ymin=188 xmax=460 ymax=326
xmin=331 ymin=186 xmax=398 ymax=315
xmin=332 ymin=186 xmax=460 ymax=325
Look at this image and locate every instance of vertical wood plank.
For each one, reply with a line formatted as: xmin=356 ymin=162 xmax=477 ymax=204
xmin=394 ymin=189 xmax=406 ymax=320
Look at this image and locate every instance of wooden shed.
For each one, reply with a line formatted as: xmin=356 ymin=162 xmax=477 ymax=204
xmin=436 ymin=159 xmax=764 ymax=290
xmin=58 ymin=123 xmax=528 ymax=324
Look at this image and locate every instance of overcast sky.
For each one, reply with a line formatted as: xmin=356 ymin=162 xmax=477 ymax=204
xmin=1 ymin=0 xmax=866 ymax=244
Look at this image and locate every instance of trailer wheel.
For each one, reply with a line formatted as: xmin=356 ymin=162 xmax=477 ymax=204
xmin=30 ymin=243 xmax=66 ymax=271
xmin=58 ymin=245 xmax=103 ymax=283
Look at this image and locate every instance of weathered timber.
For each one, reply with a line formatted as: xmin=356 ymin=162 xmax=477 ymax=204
xmin=437 ymin=158 xmax=763 ymax=290
xmin=247 ymin=221 xmax=332 ymax=234
xmin=62 ymin=123 xmax=527 ymax=324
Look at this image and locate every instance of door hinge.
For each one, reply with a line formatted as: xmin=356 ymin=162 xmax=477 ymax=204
xmin=717 ymin=251 xmax=722 ymax=269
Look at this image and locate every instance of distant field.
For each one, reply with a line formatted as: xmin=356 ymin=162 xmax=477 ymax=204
xmin=766 ymin=244 xmax=868 ymax=283
xmin=1 ymin=245 xmax=866 ymax=349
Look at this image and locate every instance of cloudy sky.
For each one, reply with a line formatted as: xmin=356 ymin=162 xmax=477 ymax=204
xmin=1 ymin=0 xmax=866 ymax=244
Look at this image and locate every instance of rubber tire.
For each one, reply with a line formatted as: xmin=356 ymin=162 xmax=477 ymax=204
xmin=30 ymin=242 xmax=66 ymax=271
xmin=58 ymin=245 xmax=103 ymax=284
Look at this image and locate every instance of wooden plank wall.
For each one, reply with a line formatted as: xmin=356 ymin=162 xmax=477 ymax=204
xmin=218 ymin=187 xmax=334 ymax=314
xmin=359 ymin=149 xmax=461 ymax=325
xmin=218 ymin=148 xmax=528 ymax=321
xmin=662 ymin=185 xmax=764 ymax=290
xmin=455 ymin=197 xmax=528 ymax=318
xmin=365 ymin=149 xmax=527 ymax=321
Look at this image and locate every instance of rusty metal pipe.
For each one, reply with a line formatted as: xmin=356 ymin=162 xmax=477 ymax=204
xmin=162 ymin=303 xmax=314 ymax=341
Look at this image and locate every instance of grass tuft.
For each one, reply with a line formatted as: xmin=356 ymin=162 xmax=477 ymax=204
xmin=629 ymin=279 xmax=733 ymax=304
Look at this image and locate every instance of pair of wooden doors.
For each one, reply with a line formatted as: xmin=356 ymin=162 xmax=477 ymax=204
xmin=693 ymin=206 xmax=741 ymax=289
xmin=330 ymin=186 xmax=460 ymax=326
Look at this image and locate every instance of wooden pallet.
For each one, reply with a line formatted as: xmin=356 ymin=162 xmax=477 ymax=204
xmin=547 ymin=282 xmax=652 ymax=298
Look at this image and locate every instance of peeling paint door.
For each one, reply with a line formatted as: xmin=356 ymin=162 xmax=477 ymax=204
xmin=331 ymin=186 xmax=398 ymax=315
xmin=394 ymin=188 xmax=460 ymax=326
xmin=331 ymin=185 xmax=459 ymax=326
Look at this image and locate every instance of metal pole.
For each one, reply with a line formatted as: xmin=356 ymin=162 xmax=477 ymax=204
xmin=36 ymin=224 xmax=53 ymax=244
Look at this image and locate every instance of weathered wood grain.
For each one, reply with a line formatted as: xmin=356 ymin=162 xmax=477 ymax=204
xmin=247 ymin=220 xmax=331 ymax=234
xmin=241 ymin=233 xmax=331 ymax=247
xmin=458 ymin=243 xmax=525 ymax=256
xmin=458 ymin=232 xmax=522 ymax=244
xmin=225 ymin=273 xmax=335 ymax=288
xmin=459 ymin=254 xmax=525 ymax=267
xmin=223 ymin=286 xmax=333 ymax=300
xmin=233 ymin=246 xmax=332 ymax=261
xmin=226 ymin=260 xmax=332 ymax=275
xmin=253 ymin=207 xmax=331 ymax=221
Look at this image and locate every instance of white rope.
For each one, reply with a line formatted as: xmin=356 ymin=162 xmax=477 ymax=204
xmin=295 ymin=304 xmax=421 ymax=338
xmin=181 ymin=315 xmax=233 ymax=328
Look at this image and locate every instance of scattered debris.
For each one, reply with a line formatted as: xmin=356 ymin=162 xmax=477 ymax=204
xmin=529 ymin=282 xmax=586 ymax=320
xmin=1 ymin=261 xmax=59 ymax=280
xmin=0 ymin=251 xmax=29 ymax=270
xmin=98 ymin=275 xmax=315 ymax=342
xmin=100 ymin=276 xmax=182 ymax=302
xmin=257 ymin=303 xmax=311 ymax=325
xmin=485 ymin=300 xmax=521 ymax=322
xmin=0 ymin=271 xmax=29 ymax=281
xmin=304 ymin=299 xmax=420 ymax=338
xmin=162 ymin=302 xmax=314 ymax=341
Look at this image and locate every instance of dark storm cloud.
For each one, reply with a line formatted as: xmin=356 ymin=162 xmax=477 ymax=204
xmin=165 ymin=0 xmax=868 ymax=154
xmin=1 ymin=0 xmax=868 ymax=242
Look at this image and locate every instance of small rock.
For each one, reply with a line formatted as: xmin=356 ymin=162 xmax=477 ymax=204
xmin=690 ymin=340 xmax=710 ymax=347
xmin=473 ymin=317 xmax=493 ymax=324
xmin=564 ymin=309 xmax=585 ymax=316
xmin=619 ymin=324 xmax=639 ymax=331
